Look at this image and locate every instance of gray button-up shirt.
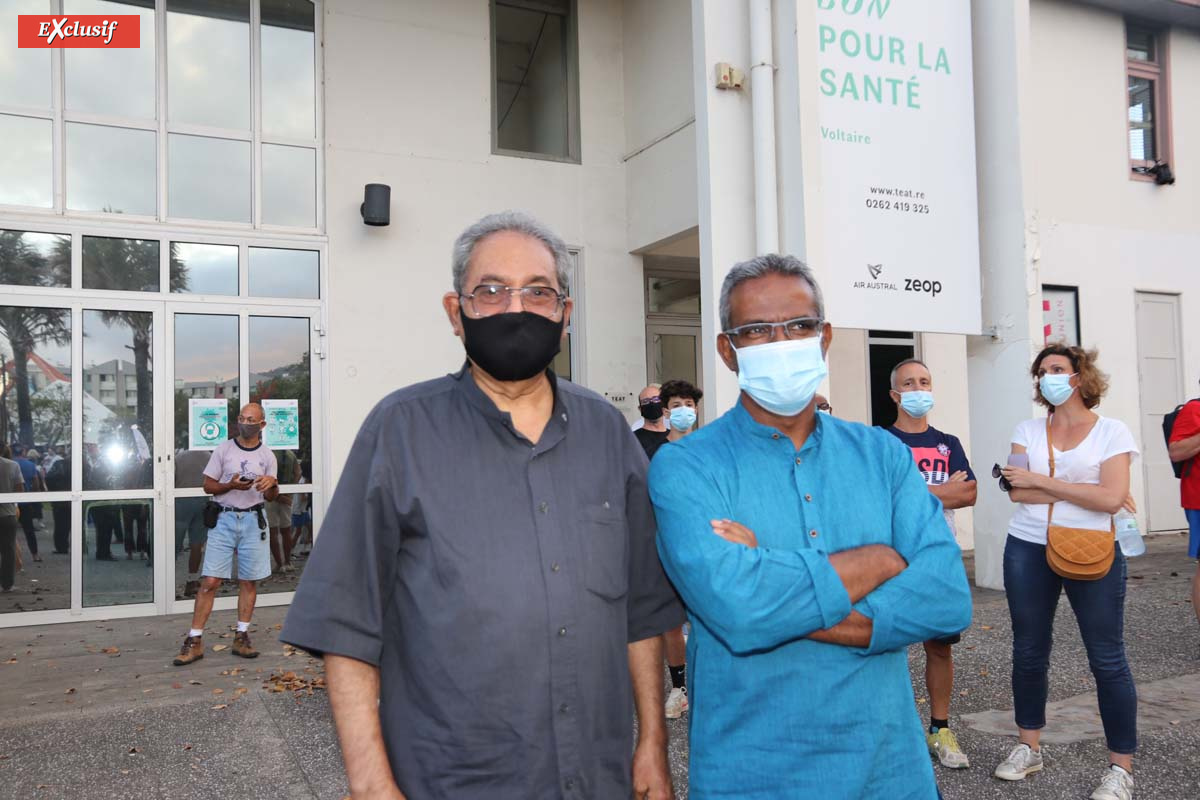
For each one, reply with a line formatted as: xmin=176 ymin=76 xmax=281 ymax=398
xmin=282 ymin=366 xmax=684 ymax=800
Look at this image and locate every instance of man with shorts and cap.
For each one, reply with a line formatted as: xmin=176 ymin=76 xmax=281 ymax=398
xmin=173 ymin=402 xmax=278 ymax=665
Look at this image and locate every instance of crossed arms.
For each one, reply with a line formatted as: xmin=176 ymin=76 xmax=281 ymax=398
xmin=650 ymin=444 xmax=973 ymax=656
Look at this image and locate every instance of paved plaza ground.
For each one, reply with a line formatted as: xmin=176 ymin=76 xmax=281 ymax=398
xmin=2 ymin=535 xmax=1199 ymax=799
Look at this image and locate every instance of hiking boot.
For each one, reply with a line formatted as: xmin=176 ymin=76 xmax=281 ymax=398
xmin=173 ymin=635 xmax=203 ymax=666
xmin=994 ymin=743 xmax=1043 ymax=781
xmin=927 ymin=727 xmax=970 ymax=769
xmin=232 ymin=631 xmax=259 ymax=659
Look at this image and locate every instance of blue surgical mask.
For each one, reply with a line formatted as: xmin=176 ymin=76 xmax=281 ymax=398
xmin=732 ymin=336 xmax=828 ymax=417
xmin=899 ymin=390 xmax=935 ymax=419
xmin=1039 ymin=373 xmax=1077 ymax=406
xmin=668 ymin=406 xmax=697 ymax=432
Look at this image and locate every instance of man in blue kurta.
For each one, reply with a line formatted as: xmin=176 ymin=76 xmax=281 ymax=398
xmin=649 ymin=254 xmax=973 ymax=799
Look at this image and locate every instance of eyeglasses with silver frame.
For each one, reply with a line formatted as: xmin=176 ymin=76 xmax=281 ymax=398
xmin=723 ymin=316 xmax=825 ymax=344
xmin=460 ymin=284 xmax=565 ymax=318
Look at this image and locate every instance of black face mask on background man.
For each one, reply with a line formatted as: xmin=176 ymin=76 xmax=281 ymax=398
xmin=238 ymin=422 xmax=263 ymax=440
xmin=460 ymin=311 xmax=563 ymax=382
xmin=639 ymin=401 xmax=663 ymax=421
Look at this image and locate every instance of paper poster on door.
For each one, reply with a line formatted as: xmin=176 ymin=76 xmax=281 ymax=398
xmin=262 ymin=399 xmax=300 ymax=449
xmin=189 ymin=398 xmax=228 ymax=450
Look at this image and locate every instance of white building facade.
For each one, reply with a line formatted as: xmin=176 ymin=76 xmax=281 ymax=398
xmin=0 ymin=0 xmax=1196 ymax=625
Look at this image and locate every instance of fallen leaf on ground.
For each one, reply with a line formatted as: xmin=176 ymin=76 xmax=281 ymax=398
xmin=135 ymin=726 xmax=145 ymax=732
xmin=980 ymin=625 xmax=993 ymax=631
xmin=64 ymin=687 xmax=76 ymax=695
xmin=102 ymin=647 xmax=120 ymax=654
xmin=188 ymin=680 xmax=202 ymax=686
xmin=3 ymin=658 xmax=16 ymax=664
xmin=128 ymin=747 xmax=140 ymax=754
xmin=211 ymin=704 xmax=228 ymax=710
xmin=171 ymin=683 xmax=183 ymax=690
xmin=211 ymin=645 xmax=228 ymax=652
xmin=212 ymin=689 xmax=224 ymax=695
xmin=265 ymin=671 xmax=326 ymax=695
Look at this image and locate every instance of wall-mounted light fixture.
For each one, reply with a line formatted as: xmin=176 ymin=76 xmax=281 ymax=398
xmin=1149 ymin=162 xmax=1175 ymax=186
xmin=361 ymin=183 xmax=391 ymax=226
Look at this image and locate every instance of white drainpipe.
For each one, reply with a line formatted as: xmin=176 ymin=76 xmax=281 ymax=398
xmin=749 ymin=0 xmax=779 ymax=255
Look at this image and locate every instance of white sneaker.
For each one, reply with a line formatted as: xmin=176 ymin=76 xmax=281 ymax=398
xmin=1091 ymin=766 xmax=1134 ymax=800
xmin=993 ymin=743 xmax=1044 ymax=781
xmin=664 ymin=687 xmax=688 ymax=719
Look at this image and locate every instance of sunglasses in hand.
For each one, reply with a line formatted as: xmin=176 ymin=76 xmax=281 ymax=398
xmin=991 ymin=463 xmax=1012 ymax=493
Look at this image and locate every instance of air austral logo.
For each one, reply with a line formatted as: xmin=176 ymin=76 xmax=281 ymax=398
xmin=854 ymin=263 xmax=897 ymax=291
xmin=17 ymin=15 xmax=140 ymax=48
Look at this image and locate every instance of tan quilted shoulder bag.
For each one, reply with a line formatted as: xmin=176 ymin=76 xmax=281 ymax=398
xmin=1044 ymin=416 xmax=1115 ymax=581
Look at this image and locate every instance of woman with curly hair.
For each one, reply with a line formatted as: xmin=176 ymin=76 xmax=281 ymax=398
xmin=995 ymin=343 xmax=1139 ymax=800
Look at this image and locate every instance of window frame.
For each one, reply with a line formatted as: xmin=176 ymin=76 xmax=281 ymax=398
xmin=0 ymin=219 xmax=326 ymax=309
xmin=1125 ymin=21 xmax=1172 ymax=182
xmin=0 ymin=0 xmax=324 ymax=233
xmin=489 ymin=0 xmax=581 ymax=165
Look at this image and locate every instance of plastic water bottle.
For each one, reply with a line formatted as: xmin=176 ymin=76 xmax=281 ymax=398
xmin=1114 ymin=510 xmax=1145 ymax=557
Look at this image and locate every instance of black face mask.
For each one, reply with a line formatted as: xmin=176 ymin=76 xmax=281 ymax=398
xmin=639 ymin=401 xmax=663 ymax=421
xmin=460 ymin=311 xmax=563 ymax=382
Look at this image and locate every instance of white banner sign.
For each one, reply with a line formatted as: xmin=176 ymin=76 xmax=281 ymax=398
xmin=815 ymin=0 xmax=981 ymax=334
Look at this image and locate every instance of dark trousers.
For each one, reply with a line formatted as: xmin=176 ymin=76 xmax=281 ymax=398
xmin=1003 ymin=534 xmax=1138 ymax=754
xmin=52 ymin=502 xmax=70 ymax=553
xmin=0 ymin=516 xmax=15 ymax=590
xmin=92 ymin=506 xmax=123 ymax=560
xmin=122 ymin=505 xmax=149 ymax=555
xmin=17 ymin=503 xmax=37 ymax=556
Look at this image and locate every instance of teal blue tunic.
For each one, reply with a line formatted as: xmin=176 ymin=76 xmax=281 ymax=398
xmin=650 ymin=402 xmax=973 ymax=799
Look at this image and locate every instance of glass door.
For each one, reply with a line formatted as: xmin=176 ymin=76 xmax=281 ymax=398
xmin=79 ymin=300 xmax=163 ymax=611
xmin=646 ymin=322 xmax=704 ymax=421
xmin=166 ymin=304 xmax=321 ymax=614
xmin=0 ymin=296 xmax=76 ymax=620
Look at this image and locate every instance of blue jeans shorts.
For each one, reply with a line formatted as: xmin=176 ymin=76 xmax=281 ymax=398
xmin=201 ymin=508 xmax=271 ymax=581
xmin=1187 ymin=508 xmax=1200 ymax=559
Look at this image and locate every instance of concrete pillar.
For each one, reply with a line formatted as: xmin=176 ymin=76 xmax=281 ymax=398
xmin=691 ymin=0 xmax=756 ymax=416
xmin=968 ymin=0 xmax=1044 ymax=589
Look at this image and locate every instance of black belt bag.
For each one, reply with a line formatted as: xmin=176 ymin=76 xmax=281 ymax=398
xmin=205 ymin=502 xmax=267 ymax=535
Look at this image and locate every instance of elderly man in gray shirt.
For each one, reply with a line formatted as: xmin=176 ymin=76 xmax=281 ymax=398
xmin=282 ymin=211 xmax=683 ymax=800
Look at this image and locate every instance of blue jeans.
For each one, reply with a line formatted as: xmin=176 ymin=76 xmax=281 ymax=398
xmin=1003 ymin=535 xmax=1137 ymax=754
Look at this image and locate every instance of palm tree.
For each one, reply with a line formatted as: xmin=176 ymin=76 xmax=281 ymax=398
xmin=0 ymin=232 xmax=72 ymax=446
xmin=85 ymin=237 xmax=190 ymax=434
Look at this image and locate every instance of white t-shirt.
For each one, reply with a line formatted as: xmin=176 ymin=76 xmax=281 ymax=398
xmin=1007 ymin=416 xmax=1139 ymax=545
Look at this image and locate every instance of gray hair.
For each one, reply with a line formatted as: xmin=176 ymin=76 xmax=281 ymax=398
xmin=718 ymin=254 xmax=825 ymax=331
xmin=451 ymin=211 xmax=571 ymax=296
xmin=889 ymin=358 xmax=930 ymax=390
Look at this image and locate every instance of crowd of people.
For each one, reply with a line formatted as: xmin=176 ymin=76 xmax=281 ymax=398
xmin=66 ymin=207 xmax=1180 ymax=799
xmin=257 ymin=210 xmax=1166 ymax=800
xmin=0 ymin=444 xmax=67 ymax=591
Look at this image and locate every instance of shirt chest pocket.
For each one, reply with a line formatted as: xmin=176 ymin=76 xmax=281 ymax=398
xmin=578 ymin=503 xmax=628 ymax=601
